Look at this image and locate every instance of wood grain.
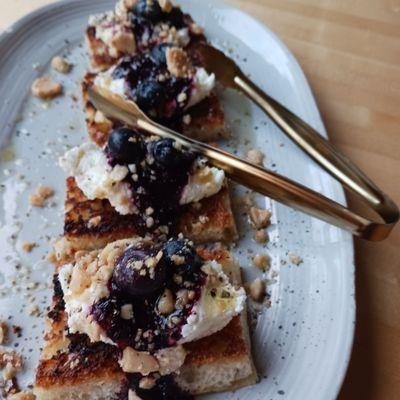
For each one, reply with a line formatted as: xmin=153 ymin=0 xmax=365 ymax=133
xmin=1 ymin=1 xmax=399 ymax=399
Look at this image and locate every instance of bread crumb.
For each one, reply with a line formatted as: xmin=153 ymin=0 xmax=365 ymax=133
xmin=248 ymin=207 xmax=271 ymax=229
xmin=29 ymin=185 xmax=54 ymax=207
xmin=166 ymin=47 xmax=193 ymax=78
xmin=128 ymin=390 xmax=142 ymax=400
xmin=26 ymin=303 xmax=39 ymax=316
xmin=21 ymin=242 xmax=36 ymax=253
xmin=288 ymin=252 xmax=303 ymax=265
xmin=31 ymin=77 xmax=62 ymax=99
xmin=253 ymin=253 xmax=270 ymax=271
xmin=254 ymin=229 xmax=268 ymax=244
xmin=246 ymin=149 xmax=264 ymax=165
xmin=51 ymin=56 xmax=71 ymax=74
xmin=0 ymin=321 xmax=8 ymax=344
xmin=139 ymin=375 xmax=156 ymax=389
xmin=248 ymin=278 xmax=266 ymax=303
xmin=7 ymin=392 xmax=36 ymax=400
xmin=158 ymin=0 xmax=173 ymax=12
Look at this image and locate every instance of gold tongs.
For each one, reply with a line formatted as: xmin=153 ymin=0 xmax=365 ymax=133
xmin=88 ymin=53 xmax=398 ymax=242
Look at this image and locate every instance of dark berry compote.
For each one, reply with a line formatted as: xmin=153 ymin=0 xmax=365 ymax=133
xmin=90 ymin=238 xmax=205 ymax=352
xmin=104 ymin=127 xmax=195 ymax=234
xmin=127 ymin=0 xmax=205 ymax=54
xmin=111 ymin=45 xmax=193 ymax=121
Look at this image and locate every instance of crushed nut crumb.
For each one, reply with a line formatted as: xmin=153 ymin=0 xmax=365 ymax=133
xmin=21 ymin=242 xmax=36 ymax=253
xmin=0 ymin=321 xmax=8 ymax=344
xmin=157 ymin=289 xmax=174 ymax=315
xmin=51 ymin=56 xmax=71 ymax=74
xmin=254 ymin=229 xmax=268 ymax=244
xmin=7 ymin=392 xmax=36 ymax=400
xmin=288 ymin=252 xmax=303 ymax=266
xmin=248 ymin=206 xmax=271 ymax=229
xmin=31 ymin=77 xmax=62 ymax=99
xmin=166 ymin=47 xmax=193 ymax=78
xmin=248 ymin=278 xmax=266 ymax=303
xmin=29 ymin=185 xmax=54 ymax=207
xmin=246 ymin=149 xmax=264 ymax=165
xmin=253 ymin=253 xmax=271 ymax=271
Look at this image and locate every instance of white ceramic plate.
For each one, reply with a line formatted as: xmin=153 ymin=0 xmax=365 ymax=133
xmin=0 ymin=1 xmax=355 ymax=399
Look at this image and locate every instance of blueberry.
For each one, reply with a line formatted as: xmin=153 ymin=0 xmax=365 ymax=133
xmin=105 ymin=128 xmax=145 ymax=165
xmin=135 ymin=80 xmax=163 ymax=111
xmin=134 ymin=0 xmax=163 ymax=22
xmin=163 ymin=239 xmax=202 ymax=275
xmin=151 ymin=43 xmax=172 ymax=66
xmin=164 ymin=7 xmax=185 ymax=28
xmin=150 ymin=139 xmax=193 ymax=170
xmin=112 ymin=244 xmax=166 ymax=297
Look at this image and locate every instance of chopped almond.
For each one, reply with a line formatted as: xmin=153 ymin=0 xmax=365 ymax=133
xmin=111 ymin=30 xmax=136 ymax=54
xmin=254 ymin=229 xmax=268 ymax=244
xmin=248 ymin=207 xmax=271 ymax=229
xmin=51 ymin=56 xmax=71 ymax=74
xmin=248 ymin=278 xmax=266 ymax=303
xmin=288 ymin=252 xmax=303 ymax=266
xmin=22 ymin=242 xmax=36 ymax=253
xmin=157 ymin=289 xmax=174 ymax=315
xmin=31 ymin=77 xmax=62 ymax=100
xmin=128 ymin=390 xmax=142 ymax=400
xmin=29 ymin=185 xmax=54 ymax=207
xmin=139 ymin=376 xmax=156 ymax=389
xmin=158 ymin=0 xmax=173 ymax=12
xmin=119 ymin=347 xmax=159 ymax=375
xmin=246 ymin=149 xmax=264 ymax=165
xmin=253 ymin=253 xmax=270 ymax=271
xmin=166 ymin=47 xmax=193 ymax=78
xmin=0 ymin=321 xmax=8 ymax=344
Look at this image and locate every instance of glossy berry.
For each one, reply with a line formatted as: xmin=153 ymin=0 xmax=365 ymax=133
xmin=134 ymin=0 xmax=163 ymax=22
xmin=112 ymin=245 xmax=166 ymax=297
xmin=163 ymin=239 xmax=202 ymax=275
xmin=106 ymin=128 xmax=145 ymax=165
xmin=135 ymin=80 xmax=163 ymax=111
xmin=150 ymin=139 xmax=193 ymax=170
xmin=151 ymin=43 xmax=172 ymax=66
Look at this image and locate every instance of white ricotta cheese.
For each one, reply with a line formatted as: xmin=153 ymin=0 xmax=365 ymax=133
xmin=59 ymin=142 xmax=137 ymax=215
xmin=180 ymin=158 xmax=225 ymax=205
xmin=186 ymin=68 xmax=216 ymax=109
xmin=179 ymin=261 xmax=246 ymax=344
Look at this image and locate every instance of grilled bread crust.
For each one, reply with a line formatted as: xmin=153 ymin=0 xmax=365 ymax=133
xmin=35 ymin=248 xmax=257 ymax=398
xmin=64 ymin=177 xmax=238 ymax=251
xmin=82 ymin=73 xmax=227 ymax=147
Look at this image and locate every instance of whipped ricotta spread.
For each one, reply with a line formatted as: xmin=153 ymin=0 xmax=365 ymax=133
xmin=60 ymin=142 xmax=224 ymax=215
xmin=179 ymin=260 xmax=246 ymax=343
xmin=58 ymin=240 xmax=244 ymax=347
xmin=93 ymin=66 xmax=215 ymax=112
xmin=59 ymin=142 xmax=136 ymax=215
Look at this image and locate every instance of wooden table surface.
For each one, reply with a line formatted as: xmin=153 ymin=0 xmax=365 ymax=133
xmin=1 ymin=1 xmax=399 ymax=399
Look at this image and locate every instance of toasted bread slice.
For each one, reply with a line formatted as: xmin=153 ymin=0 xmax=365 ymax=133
xmin=64 ymin=177 xmax=237 ymax=251
xmin=82 ymin=73 xmax=227 ymax=147
xmin=34 ymin=248 xmax=257 ymax=399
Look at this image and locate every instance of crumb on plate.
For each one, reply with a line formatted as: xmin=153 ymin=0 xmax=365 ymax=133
xmin=31 ymin=77 xmax=62 ymax=100
xmin=29 ymin=185 xmax=54 ymax=207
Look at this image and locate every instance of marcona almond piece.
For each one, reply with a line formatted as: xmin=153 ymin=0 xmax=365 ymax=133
xmin=246 ymin=149 xmax=264 ymax=165
xmin=8 ymin=392 xmax=36 ymax=400
xmin=29 ymin=185 xmax=54 ymax=207
xmin=253 ymin=253 xmax=270 ymax=271
xmin=139 ymin=376 xmax=156 ymax=389
xmin=254 ymin=229 xmax=268 ymax=244
xmin=288 ymin=252 xmax=303 ymax=266
xmin=248 ymin=206 xmax=272 ymax=229
xmin=31 ymin=77 xmax=62 ymax=99
xmin=119 ymin=347 xmax=159 ymax=375
xmin=248 ymin=278 xmax=266 ymax=303
xmin=51 ymin=56 xmax=71 ymax=74
xmin=157 ymin=289 xmax=174 ymax=315
xmin=0 ymin=321 xmax=8 ymax=344
xmin=166 ymin=47 xmax=193 ymax=78
xmin=112 ymin=30 xmax=136 ymax=54
xmin=158 ymin=0 xmax=173 ymax=12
